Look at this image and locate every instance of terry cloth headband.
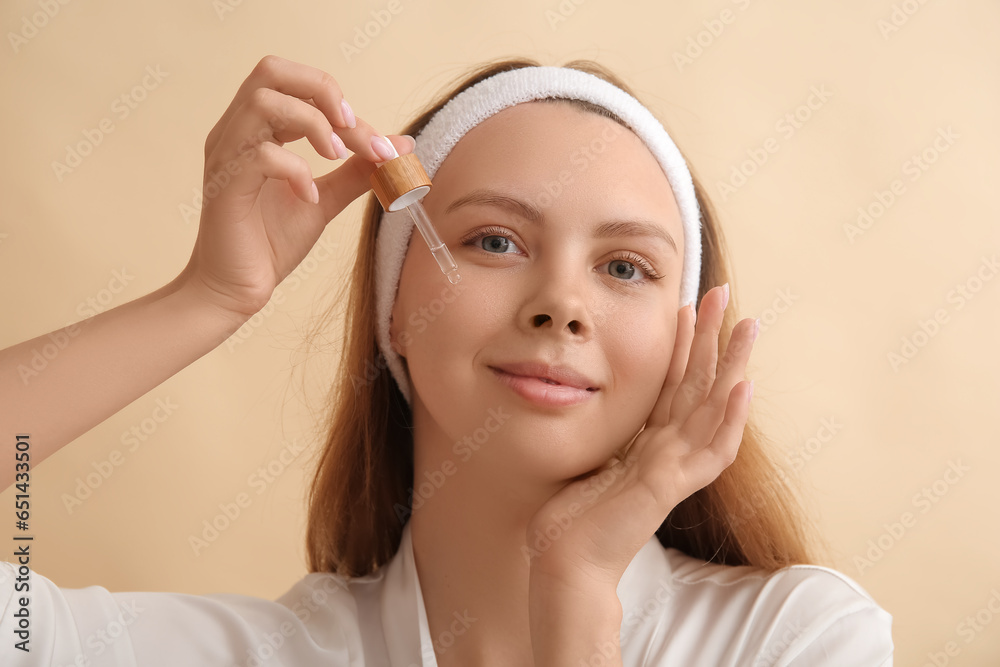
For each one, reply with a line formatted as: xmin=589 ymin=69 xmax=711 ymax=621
xmin=374 ymin=65 xmax=703 ymax=408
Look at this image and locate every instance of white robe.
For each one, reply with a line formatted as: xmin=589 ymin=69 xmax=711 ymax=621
xmin=0 ymin=521 xmax=893 ymax=666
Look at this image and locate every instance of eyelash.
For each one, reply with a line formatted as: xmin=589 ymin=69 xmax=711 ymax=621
xmin=458 ymin=225 xmax=665 ymax=286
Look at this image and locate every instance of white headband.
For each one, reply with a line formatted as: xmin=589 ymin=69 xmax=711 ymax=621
xmin=374 ymin=65 xmax=703 ymax=407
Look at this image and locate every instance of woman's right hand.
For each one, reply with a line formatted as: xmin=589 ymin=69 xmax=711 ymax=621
xmin=179 ymin=55 xmax=414 ymax=321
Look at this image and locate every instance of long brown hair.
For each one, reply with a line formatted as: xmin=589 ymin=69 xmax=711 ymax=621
xmin=301 ymin=57 xmax=823 ymax=578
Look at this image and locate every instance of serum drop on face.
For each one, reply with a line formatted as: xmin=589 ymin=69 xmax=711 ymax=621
xmin=369 ymin=141 xmax=461 ymax=285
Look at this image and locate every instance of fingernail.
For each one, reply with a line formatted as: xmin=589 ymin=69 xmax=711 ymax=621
xmin=371 ymin=135 xmax=396 ymax=161
xmin=331 ymin=131 xmax=349 ymax=160
xmin=310 ymin=181 xmax=319 ymax=204
xmin=403 ymin=134 xmax=416 ymax=150
xmin=340 ymin=99 xmax=356 ymax=129
xmin=746 ymin=379 xmax=755 ymax=405
xmin=752 ymin=317 xmax=760 ymax=342
xmin=721 ymin=283 xmax=730 ymax=311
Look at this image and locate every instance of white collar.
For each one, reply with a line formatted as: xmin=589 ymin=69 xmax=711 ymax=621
xmin=377 ymin=520 xmax=669 ymax=666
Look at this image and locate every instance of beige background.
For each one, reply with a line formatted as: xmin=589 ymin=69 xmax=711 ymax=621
xmin=1 ymin=0 xmax=998 ymax=664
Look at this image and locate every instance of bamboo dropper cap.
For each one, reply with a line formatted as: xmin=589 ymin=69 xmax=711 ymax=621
xmin=370 ymin=152 xmax=432 ymax=212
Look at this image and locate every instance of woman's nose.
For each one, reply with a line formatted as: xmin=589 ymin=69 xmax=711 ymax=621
xmin=517 ymin=258 xmax=596 ymax=342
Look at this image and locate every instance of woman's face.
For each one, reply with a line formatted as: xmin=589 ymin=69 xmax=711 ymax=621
xmin=389 ymin=100 xmax=686 ymax=485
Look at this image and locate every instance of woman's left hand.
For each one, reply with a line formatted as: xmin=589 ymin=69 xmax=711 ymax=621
xmin=524 ymin=283 xmax=758 ymax=591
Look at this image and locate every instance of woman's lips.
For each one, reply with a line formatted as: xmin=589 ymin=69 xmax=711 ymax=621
xmin=490 ymin=367 xmax=598 ymax=407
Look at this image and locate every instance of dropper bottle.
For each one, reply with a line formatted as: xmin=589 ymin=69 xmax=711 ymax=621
xmin=370 ymin=141 xmax=461 ymax=285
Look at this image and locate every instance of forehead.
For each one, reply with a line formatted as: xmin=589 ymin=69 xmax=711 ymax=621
xmin=427 ymin=100 xmax=683 ymax=241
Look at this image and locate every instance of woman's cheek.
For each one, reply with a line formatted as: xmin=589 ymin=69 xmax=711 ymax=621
xmin=608 ymin=324 xmax=672 ymax=400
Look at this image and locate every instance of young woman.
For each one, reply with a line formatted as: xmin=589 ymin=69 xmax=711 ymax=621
xmin=1 ymin=55 xmax=893 ymax=666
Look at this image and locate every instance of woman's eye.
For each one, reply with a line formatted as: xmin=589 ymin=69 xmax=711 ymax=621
xmin=480 ymin=234 xmax=517 ymax=254
xmin=607 ymin=259 xmax=640 ymax=281
xmin=460 ymin=227 xmax=662 ymax=285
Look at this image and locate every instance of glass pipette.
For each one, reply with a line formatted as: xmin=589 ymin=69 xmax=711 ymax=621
xmin=369 ymin=138 xmax=461 ymax=284
xmin=405 ymin=200 xmax=461 ymax=285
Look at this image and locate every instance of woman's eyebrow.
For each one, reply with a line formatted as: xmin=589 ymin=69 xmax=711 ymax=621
xmin=444 ymin=188 xmax=678 ymax=254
